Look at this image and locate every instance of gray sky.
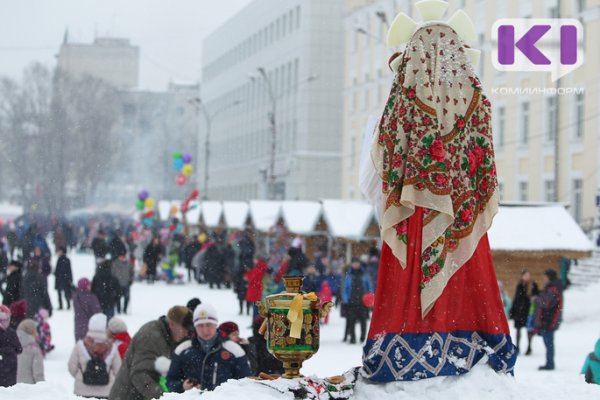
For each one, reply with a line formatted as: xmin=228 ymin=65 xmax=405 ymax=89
xmin=0 ymin=0 xmax=252 ymax=91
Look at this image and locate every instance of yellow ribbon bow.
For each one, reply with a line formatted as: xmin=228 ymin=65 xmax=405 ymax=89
xmin=287 ymin=292 xmax=318 ymax=339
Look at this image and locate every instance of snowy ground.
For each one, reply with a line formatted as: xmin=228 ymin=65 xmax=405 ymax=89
xmin=1 ymin=251 xmax=600 ymax=399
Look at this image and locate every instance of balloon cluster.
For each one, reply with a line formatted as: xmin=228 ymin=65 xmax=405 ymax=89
xmin=172 ymin=152 xmax=193 ymax=186
xmin=136 ymin=190 xmax=155 ymax=226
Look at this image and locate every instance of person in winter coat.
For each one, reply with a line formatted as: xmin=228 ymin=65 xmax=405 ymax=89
xmin=509 ymin=270 xmax=539 ymax=355
xmin=246 ymin=316 xmax=284 ymax=376
xmin=91 ymin=230 xmax=110 ymax=263
xmin=182 ymin=236 xmax=201 ymax=283
xmin=109 ymin=232 xmax=127 ymax=260
xmin=218 ymin=321 xmax=249 ymax=349
xmin=111 ymin=255 xmax=134 ymax=314
xmin=203 ymin=236 xmax=226 ymax=289
xmin=302 ymin=265 xmax=322 ymax=293
xmin=16 ymin=319 xmax=45 ymax=384
xmin=108 ymin=317 xmax=131 ymax=360
xmin=318 ymin=280 xmax=333 ymax=325
xmin=68 ymin=313 xmax=121 ymax=398
xmin=27 ymin=246 xmax=51 ymax=278
xmin=35 ymin=308 xmax=54 ymax=355
xmin=245 ymin=258 xmax=268 ymax=319
xmin=109 ymin=306 xmax=192 ymax=400
xmin=73 ymin=278 xmax=102 ymax=341
xmin=22 ymin=260 xmax=52 ymax=319
xmin=92 ymin=260 xmax=120 ymax=319
xmin=535 ymin=269 xmax=563 ymax=370
xmin=342 ymin=257 xmax=373 ymax=344
xmin=166 ymin=303 xmax=252 ymax=393
xmin=143 ymin=237 xmax=163 ymax=284
xmin=55 ymin=246 xmax=73 ymax=310
xmin=286 ymin=242 xmax=308 ymax=276
xmin=8 ymin=299 xmax=26 ymax=330
xmin=238 ymin=229 xmax=255 ymax=271
xmin=582 ymin=338 xmax=600 ymax=384
xmin=1 ymin=261 xmax=23 ymax=306
xmin=0 ymin=305 xmax=22 ymax=387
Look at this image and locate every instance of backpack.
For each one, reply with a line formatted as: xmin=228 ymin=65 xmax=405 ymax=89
xmin=83 ymin=356 xmax=110 ymax=386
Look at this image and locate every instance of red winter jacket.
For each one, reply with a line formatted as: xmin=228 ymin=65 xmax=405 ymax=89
xmin=245 ymin=260 xmax=268 ymax=302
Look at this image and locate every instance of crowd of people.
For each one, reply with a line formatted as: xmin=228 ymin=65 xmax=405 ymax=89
xmin=0 ymin=215 xmax=599 ymax=395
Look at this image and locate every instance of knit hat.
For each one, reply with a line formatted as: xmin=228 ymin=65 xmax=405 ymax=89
xmin=9 ymin=299 xmax=27 ymax=322
xmin=77 ymin=277 xmax=91 ymax=291
xmin=108 ymin=317 xmax=127 ymax=334
xmin=0 ymin=305 xmax=10 ymax=330
xmin=87 ymin=313 xmax=108 ymax=340
xmin=291 ymin=237 xmax=303 ymax=248
xmin=17 ymin=319 xmax=37 ymax=336
xmin=218 ymin=321 xmax=239 ymax=337
xmin=193 ymin=303 xmax=218 ymax=327
xmin=167 ymin=306 xmax=193 ymax=330
xmin=545 ymin=269 xmax=558 ymax=282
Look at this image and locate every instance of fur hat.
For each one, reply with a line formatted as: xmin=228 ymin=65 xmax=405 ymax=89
xmin=218 ymin=321 xmax=239 ymax=337
xmin=0 ymin=304 xmax=11 ymax=330
xmin=17 ymin=319 xmax=37 ymax=336
xmin=186 ymin=297 xmax=202 ymax=312
xmin=167 ymin=306 xmax=193 ymax=330
xmin=87 ymin=313 xmax=107 ymax=340
xmin=193 ymin=303 xmax=218 ymax=327
xmin=77 ymin=278 xmax=91 ymax=291
xmin=9 ymin=299 xmax=27 ymax=322
xmin=154 ymin=356 xmax=171 ymax=376
xmin=108 ymin=317 xmax=127 ymax=334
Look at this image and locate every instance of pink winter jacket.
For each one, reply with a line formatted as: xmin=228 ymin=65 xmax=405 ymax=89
xmin=67 ymin=338 xmax=121 ymax=398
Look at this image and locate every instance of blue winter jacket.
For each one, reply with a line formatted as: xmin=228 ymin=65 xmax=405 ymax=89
xmin=342 ymin=269 xmax=373 ymax=305
xmin=582 ymin=339 xmax=600 ymax=384
xmin=166 ymin=334 xmax=252 ymax=392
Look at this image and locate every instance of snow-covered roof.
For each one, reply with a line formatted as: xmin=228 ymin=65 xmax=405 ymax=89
xmin=489 ymin=204 xmax=593 ymax=253
xmin=201 ymin=201 xmax=223 ymax=227
xmin=321 ymin=200 xmax=375 ymax=240
xmin=157 ymin=200 xmax=182 ymax=221
xmin=249 ymin=201 xmax=282 ymax=232
xmin=184 ymin=201 xmax=201 ymax=225
xmin=223 ymin=202 xmax=250 ymax=230
xmin=281 ymin=201 xmax=323 ymax=235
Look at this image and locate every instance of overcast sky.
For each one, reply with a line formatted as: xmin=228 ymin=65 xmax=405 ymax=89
xmin=0 ymin=0 xmax=252 ymax=91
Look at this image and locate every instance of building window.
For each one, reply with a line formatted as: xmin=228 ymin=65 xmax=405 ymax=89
xmin=575 ymin=93 xmax=584 ymax=139
xmin=520 ymin=102 xmax=530 ymax=145
xmin=296 ymin=5 xmax=301 ymax=29
xmin=350 ymin=135 xmax=356 ymax=168
xmin=577 ymin=0 xmax=586 ymax=13
xmin=519 ymin=181 xmax=528 ymax=202
xmin=478 ymin=33 xmax=485 ymax=78
xmin=362 ymin=89 xmax=369 ymax=111
xmin=496 ymin=106 xmax=505 ymax=148
xmin=546 ymin=97 xmax=557 ymax=142
xmin=289 ymin=10 xmax=294 ymax=32
xmin=282 ymin=15 xmax=287 ymax=36
xmin=548 ymin=6 xmax=559 ymax=18
xmin=544 ymin=179 xmax=556 ymax=202
xmin=573 ymin=178 xmax=583 ymax=222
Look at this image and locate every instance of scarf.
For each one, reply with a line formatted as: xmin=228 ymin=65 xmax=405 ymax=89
xmin=372 ymin=23 xmax=498 ymax=316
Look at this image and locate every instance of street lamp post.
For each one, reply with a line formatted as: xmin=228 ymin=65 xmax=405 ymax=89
xmin=189 ymin=97 xmax=241 ymax=200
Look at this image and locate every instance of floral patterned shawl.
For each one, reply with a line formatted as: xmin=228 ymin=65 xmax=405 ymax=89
xmin=372 ymin=23 xmax=499 ymax=317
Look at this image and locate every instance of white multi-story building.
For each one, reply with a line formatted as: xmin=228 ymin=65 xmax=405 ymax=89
xmin=342 ymin=0 xmax=600 ymax=228
xmin=200 ymin=0 xmax=344 ymax=201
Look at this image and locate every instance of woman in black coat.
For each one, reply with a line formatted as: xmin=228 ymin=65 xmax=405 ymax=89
xmin=91 ymin=260 xmax=119 ymax=319
xmin=509 ymin=270 xmax=539 ymax=354
xmin=22 ymin=262 xmax=52 ymax=318
xmin=143 ymin=237 xmax=163 ymax=283
xmin=0 ymin=305 xmax=22 ymax=387
xmin=54 ymin=247 xmax=73 ymax=310
xmin=1 ymin=261 xmax=23 ymax=306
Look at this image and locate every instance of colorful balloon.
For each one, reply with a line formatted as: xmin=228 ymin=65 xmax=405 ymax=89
xmin=190 ymin=189 xmax=200 ymax=199
xmin=142 ymin=217 xmax=154 ymax=226
xmin=144 ymin=198 xmax=155 ymax=209
xmin=173 ymin=158 xmax=184 ymax=172
xmin=138 ymin=190 xmax=149 ymax=201
xmin=176 ymin=174 xmax=187 ymax=186
xmin=182 ymin=164 xmax=193 ymax=177
xmin=135 ymin=200 xmax=145 ymax=211
xmin=172 ymin=151 xmax=182 ymax=160
xmin=170 ymin=205 xmax=178 ymax=215
xmin=182 ymin=153 xmax=192 ymax=164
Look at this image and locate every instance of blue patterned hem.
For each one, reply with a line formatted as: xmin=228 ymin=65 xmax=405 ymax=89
xmin=361 ymin=330 xmax=517 ymax=382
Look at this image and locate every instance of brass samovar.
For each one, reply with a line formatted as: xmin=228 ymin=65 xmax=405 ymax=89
xmin=257 ymin=275 xmax=333 ymax=378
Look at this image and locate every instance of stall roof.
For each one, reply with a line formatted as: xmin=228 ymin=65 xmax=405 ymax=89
xmin=281 ymin=201 xmax=322 ymax=235
xmin=321 ymin=200 xmax=374 ymax=240
xmin=489 ymin=204 xmax=593 ymax=253
xmin=249 ymin=201 xmax=282 ymax=232
xmin=185 ymin=201 xmax=201 ymax=225
xmin=223 ymin=202 xmax=250 ymax=230
xmin=201 ymin=201 xmax=223 ymax=228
